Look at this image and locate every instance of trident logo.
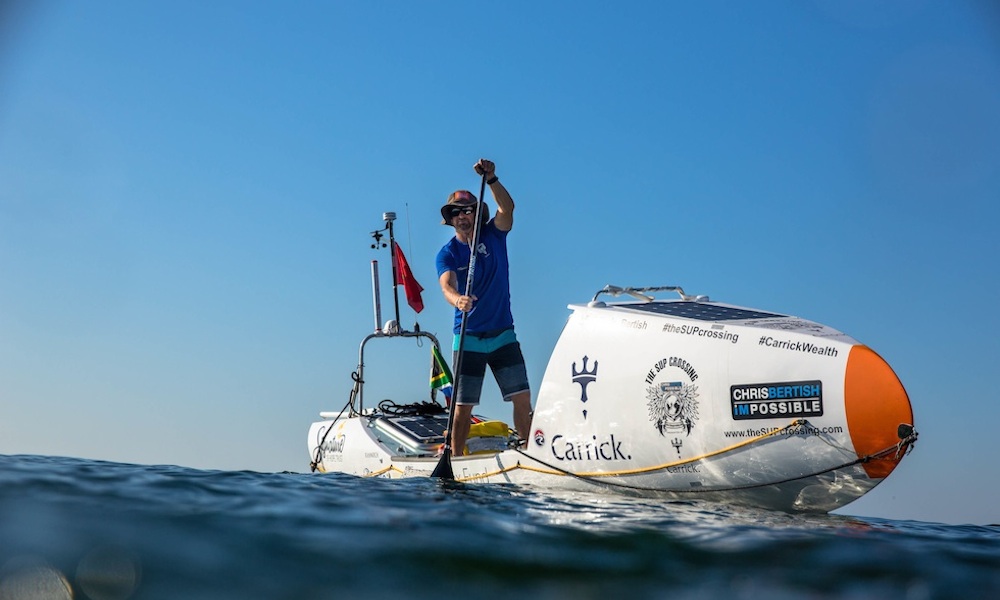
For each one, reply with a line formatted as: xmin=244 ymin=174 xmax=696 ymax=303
xmin=572 ymin=356 xmax=598 ymax=419
xmin=671 ymin=437 xmax=683 ymax=457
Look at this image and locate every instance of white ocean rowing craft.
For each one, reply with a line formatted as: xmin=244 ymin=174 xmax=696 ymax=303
xmin=307 ymin=214 xmax=917 ymax=513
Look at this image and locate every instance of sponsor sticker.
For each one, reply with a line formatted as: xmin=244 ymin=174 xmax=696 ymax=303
xmin=549 ymin=433 xmax=632 ymax=462
xmin=730 ymin=380 xmax=823 ymax=420
xmin=645 ymin=357 xmax=700 ymax=457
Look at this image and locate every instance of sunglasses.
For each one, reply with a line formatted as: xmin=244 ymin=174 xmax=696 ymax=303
xmin=449 ymin=206 xmax=475 ymax=217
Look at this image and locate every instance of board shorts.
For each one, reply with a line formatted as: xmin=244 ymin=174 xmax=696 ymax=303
xmin=452 ymin=328 xmax=530 ymax=406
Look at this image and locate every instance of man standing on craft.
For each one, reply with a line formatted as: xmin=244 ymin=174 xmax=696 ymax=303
xmin=436 ymin=158 xmax=532 ymax=456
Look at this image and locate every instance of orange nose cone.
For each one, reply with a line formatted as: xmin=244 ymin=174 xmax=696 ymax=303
xmin=844 ymin=345 xmax=914 ymax=479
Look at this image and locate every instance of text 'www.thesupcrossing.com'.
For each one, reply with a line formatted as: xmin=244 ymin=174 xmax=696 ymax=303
xmin=723 ymin=424 xmax=844 ymax=439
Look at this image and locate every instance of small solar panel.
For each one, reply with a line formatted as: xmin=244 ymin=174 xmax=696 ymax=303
xmin=377 ymin=415 xmax=448 ymax=443
xmin=622 ymin=302 xmax=786 ymax=321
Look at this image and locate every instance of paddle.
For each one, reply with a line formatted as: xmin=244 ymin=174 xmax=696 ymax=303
xmin=431 ymin=172 xmax=488 ymax=479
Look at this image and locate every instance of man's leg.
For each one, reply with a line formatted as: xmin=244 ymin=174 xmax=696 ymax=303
xmin=489 ymin=338 xmax=532 ymax=444
xmin=451 ymin=347 xmax=486 ymax=456
xmin=510 ymin=391 xmax=532 ymax=444
xmin=451 ymin=404 xmax=475 ymax=456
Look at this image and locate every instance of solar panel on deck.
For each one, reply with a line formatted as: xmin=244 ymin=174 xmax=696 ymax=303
xmin=379 ymin=415 xmax=448 ymax=442
xmin=622 ymin=302 xmax=786 ymax=321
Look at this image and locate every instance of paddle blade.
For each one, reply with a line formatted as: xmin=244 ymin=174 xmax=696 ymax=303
xmin=430 ymin=448 xmax=454 ymax=480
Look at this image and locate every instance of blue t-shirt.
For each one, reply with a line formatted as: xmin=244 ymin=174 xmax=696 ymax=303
xmin=436 ymin=220 xmax=514 ymax=334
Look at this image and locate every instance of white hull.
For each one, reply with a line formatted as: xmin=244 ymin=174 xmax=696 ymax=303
xmin=309 ymin=288 xmax=915 ymax=513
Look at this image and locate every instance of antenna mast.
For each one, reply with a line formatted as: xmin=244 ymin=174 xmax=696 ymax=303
xmin=369 ymin=212 xmax=402 ymax=331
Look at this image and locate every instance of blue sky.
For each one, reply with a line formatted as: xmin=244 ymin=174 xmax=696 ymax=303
xmin=1 ymin=1 xmax=998 ymax=525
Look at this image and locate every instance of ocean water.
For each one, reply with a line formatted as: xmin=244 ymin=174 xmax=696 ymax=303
xmin=0 ymin=455 xmax=996 ymax=600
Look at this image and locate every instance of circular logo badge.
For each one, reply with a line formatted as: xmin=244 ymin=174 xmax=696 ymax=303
xmin=533 ymin=429 xmax=545 ymax=446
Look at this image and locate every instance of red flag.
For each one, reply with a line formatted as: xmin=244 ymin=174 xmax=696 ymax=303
xmin=393 ymin=241 xmax=424 ymax=313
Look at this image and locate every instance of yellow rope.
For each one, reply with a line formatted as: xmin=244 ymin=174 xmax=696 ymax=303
xmin=365 ymin=464 xmax=407 ymax=477
xmin=454 ymin=463 xmax=521 ymax=482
